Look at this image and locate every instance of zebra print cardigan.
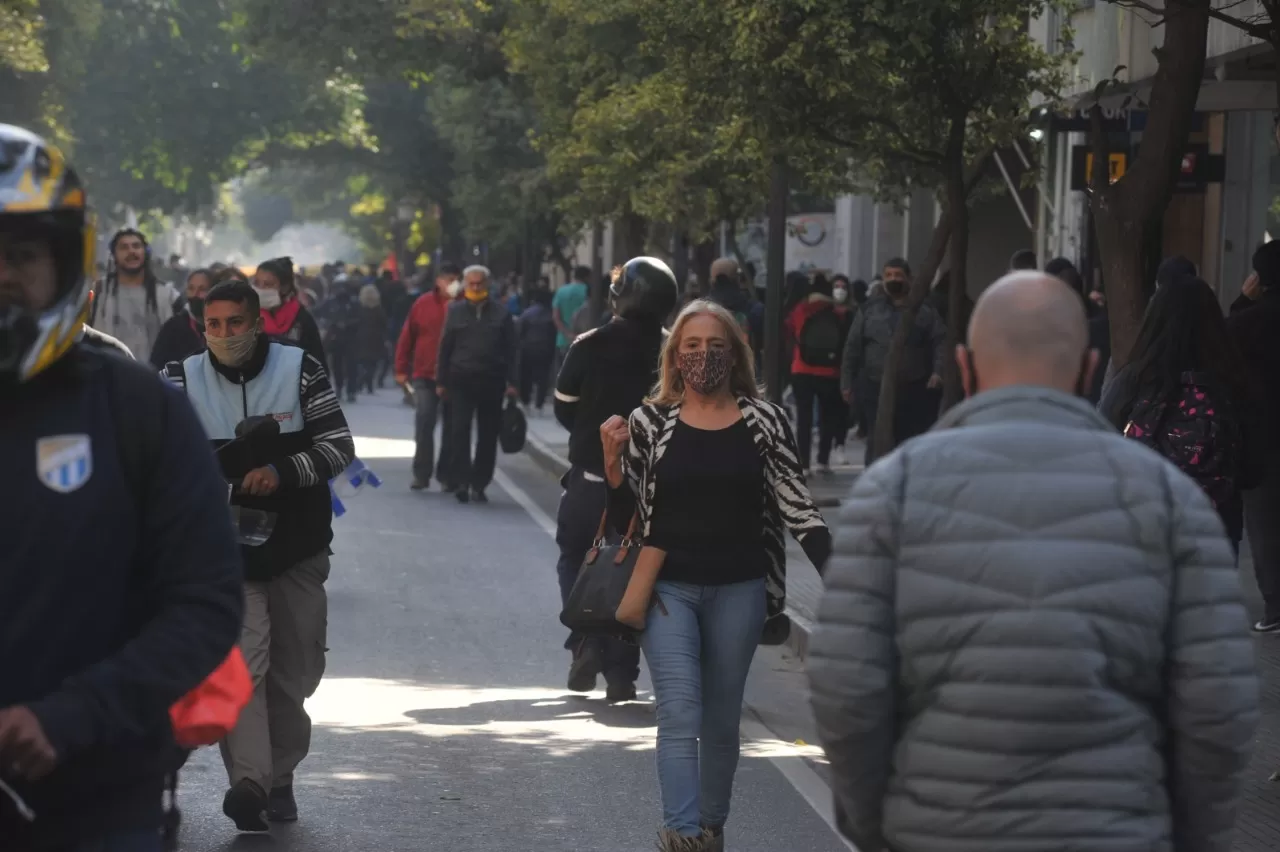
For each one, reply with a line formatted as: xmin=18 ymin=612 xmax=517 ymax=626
xmin=612 ymin=395 xmax=832 ymax=645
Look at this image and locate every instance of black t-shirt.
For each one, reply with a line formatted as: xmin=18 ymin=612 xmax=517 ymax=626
xmin=648 ymin=418 xmax=768 ymax=586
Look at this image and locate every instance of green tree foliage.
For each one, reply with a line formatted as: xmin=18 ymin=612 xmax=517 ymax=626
xmin=3 ymin=0 xmax=353 ymax=215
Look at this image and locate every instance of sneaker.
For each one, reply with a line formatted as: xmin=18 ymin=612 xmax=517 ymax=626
xmin=471 ymin=488 xmax=488 ymax=504
xmin=605 ymin=682 xmax=637 ymax=703
xmin=455 ymin=489 xmax=470 ymax=504
xmin=1253 ymin=617 xmax=1280 ymax=634
xmin=832 ymin=446 xmax=849 ymax=466
xmin=410 ymin=479 xmax=429 ymax=492
xmin=222 ymin=779 xmax=269 ymax=833
xmin=568 ymin=642 xmax=601 ymax=693
xmin=267 ymin=785 xmax=298 ymax=823
xmin=440 ymin=481 xmax=458 ymax=494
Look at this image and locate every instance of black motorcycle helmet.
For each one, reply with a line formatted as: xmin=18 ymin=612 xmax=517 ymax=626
xmin=609 ymin=256 xmax=677 ymax=322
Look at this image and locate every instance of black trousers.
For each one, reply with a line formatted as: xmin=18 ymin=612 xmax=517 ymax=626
xmin=520 ymin=349 xmax=554 ymax=409
xmin=791 ymin=373 xmax=843 ymax=468
xmin=448 ymin=376 xmax=505 ymax=492
xmin=856 ymin=376 xmax=939 ymax=464
xmin=329 ymin=346 xmax=357 ymax=399
xmin=554 ymin=467 xmax=641 ymax=686
xmin=1246 ymin=478 xmax=1280 ymax=621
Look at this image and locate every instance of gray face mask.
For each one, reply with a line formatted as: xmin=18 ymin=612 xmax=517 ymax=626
xmin=206 ymin=328 xmax=260 ymax=367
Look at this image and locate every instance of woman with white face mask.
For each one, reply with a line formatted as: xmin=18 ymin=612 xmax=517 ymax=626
xmin=254 ymin=256 xmax=328 ymax=366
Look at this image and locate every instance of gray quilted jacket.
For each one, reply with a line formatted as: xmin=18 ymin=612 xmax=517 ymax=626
xmin=809 ymin=385 xmax=1259 ymax=852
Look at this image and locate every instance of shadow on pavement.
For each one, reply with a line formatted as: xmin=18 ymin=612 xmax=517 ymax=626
xmin=407 ymin=693 xmax=655 ymax=730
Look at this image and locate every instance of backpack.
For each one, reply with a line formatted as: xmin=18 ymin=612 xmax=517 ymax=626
xmin=1123 ymin=372 xmax=1240 ymax=509
xmin=798 ymin=306 xmax=843 ymax=368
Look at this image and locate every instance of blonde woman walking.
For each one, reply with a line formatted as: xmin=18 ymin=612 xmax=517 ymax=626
xmin=601 ymin=300 xmax=831 ymax=851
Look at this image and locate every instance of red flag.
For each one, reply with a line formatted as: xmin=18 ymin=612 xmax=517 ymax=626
xmin=382 ymin=253 xmax=399 ymax=278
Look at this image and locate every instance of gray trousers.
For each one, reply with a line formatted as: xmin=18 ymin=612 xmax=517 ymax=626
xmin=220 ymin=551 xmax=330 ymax=792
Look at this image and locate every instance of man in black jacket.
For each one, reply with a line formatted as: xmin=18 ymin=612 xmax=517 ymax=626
xmin=0 ymin=123 xmax=244 ymax=851
xmin=161 ymin=279 xmax=355 ymax=832
xmin=553 ymin=257 xmax=677 ymax=701
xmin=437 ymin=265 xmax=519 ymax=504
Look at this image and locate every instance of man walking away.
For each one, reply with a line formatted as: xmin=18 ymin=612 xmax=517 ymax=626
xmin=810 ymin=271 xmax=1258 ymax=852
xmin=161 ymin=279 xmax=355 ymax=832
xmin=0 ymin=123 xmax=244 ymax=851
xmin=1228 ymin=240 xmax=1280 ymax=633
xmin=553 ymin=266 xmax=591 ymax=366
xmin=518 ymin=285 xmax=557 ymax=414
xmin=91 ymin=227 xmax=177 ymax=363
xmin=437 ymin=265 xmax=519 ymax=504
xmin=396 ymin=262 xmax=461 ymax=491
xmin=553 ymin=257 xmax=676 ymax=701
xmin=840 ymin=258 xmax=944 ymax=463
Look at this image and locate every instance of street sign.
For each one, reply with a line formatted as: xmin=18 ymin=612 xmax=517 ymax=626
xmin=1071 ymin=147 xmax=1127 ymax=189
xmin=1070 ymin=144 xmax=1224 ymax=193
xmin=1085 ymin=151 xmax=1127 ymax=184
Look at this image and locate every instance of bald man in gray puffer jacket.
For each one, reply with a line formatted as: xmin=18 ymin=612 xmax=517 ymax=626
xmin=810 ymin=272 xmax=1259 ymax=852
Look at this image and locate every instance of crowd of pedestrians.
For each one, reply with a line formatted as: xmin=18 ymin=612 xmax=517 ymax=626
xmin=5 ymin=118 xmax=1280 ymax=852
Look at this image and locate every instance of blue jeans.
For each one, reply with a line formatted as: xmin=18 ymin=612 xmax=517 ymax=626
xmin=74 ymin=828 xmax=163 ymax=852
xmin=641 ymin=578 xmax=767 ymax=836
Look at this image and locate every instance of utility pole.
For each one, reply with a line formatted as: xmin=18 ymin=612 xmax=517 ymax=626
xmin=763 ymin=157 xmax=788 ymax=403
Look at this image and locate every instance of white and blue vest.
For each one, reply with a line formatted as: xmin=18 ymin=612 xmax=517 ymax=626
xmin=182 ymin=342 xmax=330 ymax=577
xmin=182 ymin=343 xmax=305 ymax=440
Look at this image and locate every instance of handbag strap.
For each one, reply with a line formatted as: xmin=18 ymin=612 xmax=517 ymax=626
xmin=585 ymin=508 xmax=640 ymax=565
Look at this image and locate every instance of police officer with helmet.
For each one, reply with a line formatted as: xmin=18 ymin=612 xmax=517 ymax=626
xmin=0 ymin=124 xmax=244 ymax=851
xmin=552 ymin=257 xmax=678 ymax=701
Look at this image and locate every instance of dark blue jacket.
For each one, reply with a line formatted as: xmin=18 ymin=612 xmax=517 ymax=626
xmin=0 ymin=345 xmax=244 ymax=848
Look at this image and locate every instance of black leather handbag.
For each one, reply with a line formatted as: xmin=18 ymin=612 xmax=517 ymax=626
xmin=559 ymin=510 xmax=642 ymax=637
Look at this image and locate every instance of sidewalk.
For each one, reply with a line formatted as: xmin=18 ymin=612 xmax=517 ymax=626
xmin=522 ymin=411 xmax=1280 ymax=850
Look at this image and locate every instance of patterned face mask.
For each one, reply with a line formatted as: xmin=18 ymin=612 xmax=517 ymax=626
xmin=677 ymin=348 xmax=732 ymax=396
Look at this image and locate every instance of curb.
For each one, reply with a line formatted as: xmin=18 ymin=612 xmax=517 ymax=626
xmin=524 ymin=435 xmax=818 ymax=660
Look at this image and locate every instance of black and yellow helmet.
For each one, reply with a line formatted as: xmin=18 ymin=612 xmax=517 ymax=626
xmin=0 ymin=123 xmax=94 ymax=381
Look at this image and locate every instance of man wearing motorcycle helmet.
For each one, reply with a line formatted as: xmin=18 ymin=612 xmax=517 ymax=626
xmin=0 ymin=124 xmax=244 ymax=851
xmin=550 ymin=257 xmax=677 ymax=701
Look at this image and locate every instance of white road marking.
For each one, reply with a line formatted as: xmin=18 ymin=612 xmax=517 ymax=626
xmin=495 ymin=463 xmax=855 ymax=849
xmin=492 ymin=468 xmax=559 ymax=539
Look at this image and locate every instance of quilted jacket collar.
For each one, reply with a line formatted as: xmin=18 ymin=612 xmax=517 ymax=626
xmin=936 ymin=384 xmax=1114 ymax=432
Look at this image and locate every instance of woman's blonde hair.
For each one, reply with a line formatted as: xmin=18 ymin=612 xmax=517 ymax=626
xmin=359 ymin=283 xmax=382 ymax=308
xmin=648 ymin=299 xmax=760 ymax=406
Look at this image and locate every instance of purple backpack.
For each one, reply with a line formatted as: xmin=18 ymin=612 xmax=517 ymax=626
xmin=1123 ymin=372 xmax=1239 ymax=509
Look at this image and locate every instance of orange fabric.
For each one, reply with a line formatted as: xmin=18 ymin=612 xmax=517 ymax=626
xmin=169 ymin=647 xmax=252 ymax=748
xmin=786 ymin=299 xmax=847 ymax=378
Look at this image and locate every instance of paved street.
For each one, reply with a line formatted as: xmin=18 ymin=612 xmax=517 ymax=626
xmin=172 ymin=389 xmax=853 ymax=852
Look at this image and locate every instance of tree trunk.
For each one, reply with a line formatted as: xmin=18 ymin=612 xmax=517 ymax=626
xmin=1091 ymin=0 xmax=1210 ymax=368
xmin=764 ymin=157 xmax=788 ymax=403
xmin=589 ymin=220 xmax=605 ymax=318
xmin=672 ymin=230 xmax=690 ymax=295
xmin=693 ymin=238 xmax=718 ymax=289
xmin=870 ymin=139 xmax=990 ymax=461
xmin=621 ymin=212 xmax=647 ymax=259
xmin=870 ymin=208 xmax=953 ymax=461
xmin=941 ymin=167 xmax=970 ymax=412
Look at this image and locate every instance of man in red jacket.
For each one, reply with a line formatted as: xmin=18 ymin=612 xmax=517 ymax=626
xmin=396 ymin=262 xmax=462 ymax=491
